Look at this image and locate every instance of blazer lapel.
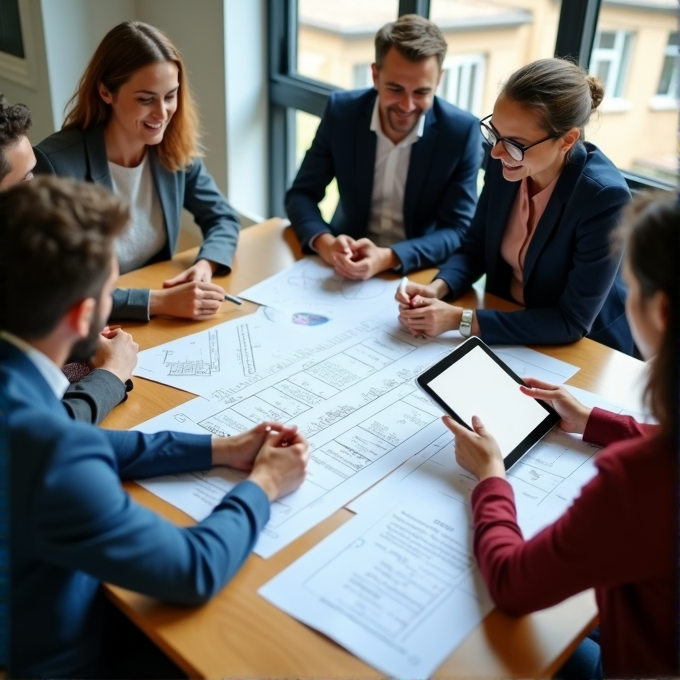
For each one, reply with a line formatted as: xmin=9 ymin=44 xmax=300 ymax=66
xmin=403 ymin=108 xmax=438 ymax=237
xmin=485 ymin=164 xmax=519 ymax=281
xmin=354 ymin=93 xmax=378 ymax=233
xmin=148 ymin=150 xmax=176 ymax=253
xmin=84 ymin=126 xmax=113 ymax=191
xmin=522 ymin=144 xmax=587 ymax=284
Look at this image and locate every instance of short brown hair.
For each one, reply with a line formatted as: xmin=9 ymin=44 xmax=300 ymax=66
xmin=63 ymin=21 xmax=201 ymax=172
xmin=0 ymin=176 xmax=129 ymax=339
xmin=375 ymin=14 xmax=447 ymax=70
xmin=0 ymin=92 xmax=32 ymax=182
xmin=614 ymin=192 xmax=679 ymax=443
xmin=501 ymin=58 xmax=604 ymax=157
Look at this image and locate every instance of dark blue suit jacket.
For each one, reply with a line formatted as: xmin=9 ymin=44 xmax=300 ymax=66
xmin=286 ymin=89 xmax=482 ymax=272
xmin=2 ymin=340 xmax=270 ymax=678
xmin=436 ymin=143 xmax=633 ymax=354
xmin=34 ymin=125 xmax=240 ymax=321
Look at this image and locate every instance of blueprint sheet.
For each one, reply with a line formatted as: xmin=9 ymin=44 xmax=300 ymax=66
xmin=260 ymin=386 xmax=649 ymax=677
xmin=238 ymin=257 xmax=401 ymax=322
xmin=132 ymin=311 xmax=579 ymax=558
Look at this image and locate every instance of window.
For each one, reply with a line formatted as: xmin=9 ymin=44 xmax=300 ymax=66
xmin=270 ymin=0 xmax=673 ymax=216
xmin=297 ymin=0 xmax=399 ymax=89
xmin=655 ymin=31 xmax=678 ymax=98
xmin=591 ymin=30 xmax=633 ymax=100
xmin=0 ymin=0 xmax=23 ymax=57
xmin=440 ymin=54 xmax=485 ymax=116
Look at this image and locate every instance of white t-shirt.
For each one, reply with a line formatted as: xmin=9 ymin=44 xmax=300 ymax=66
xmin=109 ymin=153 xmax=166 ymax=274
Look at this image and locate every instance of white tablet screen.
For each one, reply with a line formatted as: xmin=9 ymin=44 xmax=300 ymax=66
xmin=427 ymin=345 xmax=550 ymax=458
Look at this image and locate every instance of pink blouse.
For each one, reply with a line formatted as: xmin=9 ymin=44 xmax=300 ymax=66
xmin=500 ymin=174 xmax=560 ymax=304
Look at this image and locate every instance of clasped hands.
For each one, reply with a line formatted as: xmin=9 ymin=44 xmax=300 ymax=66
xmin=150 ymin=258 xmax=227 ymax=320
xmin=212 ymin=421 xmax=310 ymax=501
xmin=314 ymin=233 xmax=400 ymax=280
xmin=395 ymin=279 xmax=465 ymax=338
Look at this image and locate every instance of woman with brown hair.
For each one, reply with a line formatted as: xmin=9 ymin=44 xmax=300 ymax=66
xmin=444 ymin=193 xmax=678 ymax=678
xmin=397 ymin=57 xmax=634 ymax=354
xmin=35 ymin=21 xmax=237 ymax=322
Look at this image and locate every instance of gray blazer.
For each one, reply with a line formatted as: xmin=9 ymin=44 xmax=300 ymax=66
xmin=34 ymin=125 xmax=241 ymax=321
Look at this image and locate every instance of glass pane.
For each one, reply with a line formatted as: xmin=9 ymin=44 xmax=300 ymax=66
xmin=295 ymin=110 xmax=339 ymax=222
xmin=597 ymin=31 xmax=617 ymax=50
xmin=589 ymin=7 xmax=678 ymax=184
xmin=297 ymin=0 xmax=399 ymax=88
xmin=657 ymin=55 xmax=674 ymax=94
xmin=430 ymin=0 xmax=562 ymax=118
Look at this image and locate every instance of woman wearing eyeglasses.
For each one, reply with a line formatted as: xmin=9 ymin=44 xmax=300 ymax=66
xmin=396 ymin=58 xmax=633 ymax=354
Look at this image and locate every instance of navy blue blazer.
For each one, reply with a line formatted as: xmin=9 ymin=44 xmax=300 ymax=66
xmin=436 ymin=143 xmax=633 ymax=354
xmin=2 ymin=340 xmax=270 ymax=678
xmin=286 ymin=89 xmax=482 ymax=272
xmin=34 ymin=125 xmax=241 ymax=321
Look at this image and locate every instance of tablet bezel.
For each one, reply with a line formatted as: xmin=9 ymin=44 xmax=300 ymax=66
xmin=416 ymin=336 xmax=560 ymax=470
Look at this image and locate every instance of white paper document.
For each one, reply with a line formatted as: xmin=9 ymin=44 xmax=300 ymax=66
xmin=349 ymin=385 xmax=649 ymax=538
xmin=259 ymin=494 xmax=494 ymax=679
xmin=133 ymin=323 xmax=579 ymax=558
xmin=238 ymin=257 xmax=401 ymax=320
xmin=133 ymin=307 xmax=388 ymax=401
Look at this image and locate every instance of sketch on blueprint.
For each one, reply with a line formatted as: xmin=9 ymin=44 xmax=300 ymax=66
xmin=163 ymin=329 xmax=221 ymax=376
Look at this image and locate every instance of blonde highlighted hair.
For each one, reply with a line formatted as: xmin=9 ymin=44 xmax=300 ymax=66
xmin=64 ymin=21 xmax=201 ymax=172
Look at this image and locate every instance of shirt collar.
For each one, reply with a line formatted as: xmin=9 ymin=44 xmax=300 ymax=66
xmin=370 ymin=96 xmax=425 ymax=147
xmin=0 ymin=331 xmax=70 ymax=399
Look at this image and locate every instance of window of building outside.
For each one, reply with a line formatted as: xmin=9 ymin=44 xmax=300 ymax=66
xmin=591 ymin=30 xmax=633 ymax=101
xmin=0 ymin=0 xmax=24 ymax=58
xmin=586 ymin=1 xmax=678 ymax=185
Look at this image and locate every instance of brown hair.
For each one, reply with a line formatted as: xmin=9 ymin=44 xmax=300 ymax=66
xmin=614 ymin=192 xmax=679 ymax=443
xmin=501 ymin=58 xmax=604 ymax=155
xmin=375 ymin=14 xmax=447 ymax=70
xmin=63 ymin=21 xmax=201 ymax=172
xmin=0 ymin=176 xmax=129 ymax=338
xmin=0 ymin=92 xmax=33 ymax=181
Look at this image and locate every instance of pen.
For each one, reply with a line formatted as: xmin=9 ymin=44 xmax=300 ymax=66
xmin=224 ymin=292 xmax=243 ymax=305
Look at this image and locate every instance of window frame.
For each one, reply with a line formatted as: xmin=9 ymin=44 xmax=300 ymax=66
xmin=268 ymin=0 xmax=670 ymax=215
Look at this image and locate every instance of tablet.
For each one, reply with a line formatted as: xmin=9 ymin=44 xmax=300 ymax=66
xmin=417 ymin=337 xmax=559 ymax=470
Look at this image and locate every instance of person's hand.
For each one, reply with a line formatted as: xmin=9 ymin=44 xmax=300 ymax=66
xmin=399 ymin=298 xmax=463 ymax=338
xmin=211 ymin=422 xmax=300 ymax=470
xmin=332 ymin=238 xmax=399 ymax=280
xmin=313 ymin=233 xmax=357 ymax=269
xmin=443 ymin=415 xmax=505 ymax=481
xmin=149 ymin=280 xmax=226 ymax=320
xmin=91 ymin=327 xmax=139 ymax=382
xmin=395 ymin=280 xmax=438 ymax=306
xmin=162 ymin=259 xmax=217 ymax=287
xmin=519 ymin=378 xmax=592 ymax=434
xmin=247 ymin=429 xmax=310 ymax=501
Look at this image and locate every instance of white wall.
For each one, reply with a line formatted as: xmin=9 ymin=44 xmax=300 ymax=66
xmin=40 ymin=0 xmax=135 ymax=131
xmin=0 ymin=0 xmax=269 ymax=220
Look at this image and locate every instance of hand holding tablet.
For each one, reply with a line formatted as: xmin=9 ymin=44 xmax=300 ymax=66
xmin=416 ymin=337 xmax=560 ymax=471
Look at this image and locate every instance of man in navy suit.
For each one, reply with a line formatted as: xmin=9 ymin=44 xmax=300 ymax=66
xmin=1 ymin=177 xmax=309 ymax=678
xmin=286 ymin=14 xmax=481 ymax=279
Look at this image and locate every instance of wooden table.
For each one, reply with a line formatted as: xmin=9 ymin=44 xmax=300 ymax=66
xmin=102 ymin=218 xmax=646 ymax=678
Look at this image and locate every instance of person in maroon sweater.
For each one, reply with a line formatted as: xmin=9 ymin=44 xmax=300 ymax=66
xmin=443 ymin=193 xmax=678 ymax=679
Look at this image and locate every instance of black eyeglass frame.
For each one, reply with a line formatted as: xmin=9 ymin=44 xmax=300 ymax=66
xmin=479 ymin=114 xmax=556 ymax=162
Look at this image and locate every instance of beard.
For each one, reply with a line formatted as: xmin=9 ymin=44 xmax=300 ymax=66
xmin=66 ymin=299 xmax=107 ymax=364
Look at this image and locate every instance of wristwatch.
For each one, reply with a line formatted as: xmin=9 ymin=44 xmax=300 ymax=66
xmin=458 ymin=309 xmax=474 ymax=338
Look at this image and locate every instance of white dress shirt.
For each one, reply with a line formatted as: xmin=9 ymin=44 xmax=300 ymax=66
xmin=365 ymin=97 xmax=425 ymax=247
xmin=0 ymin=331 xmax=69 ymax=399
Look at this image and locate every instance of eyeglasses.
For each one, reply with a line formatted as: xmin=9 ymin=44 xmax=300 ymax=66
xmin=479 ymin=114 xmax=554 ymax=162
